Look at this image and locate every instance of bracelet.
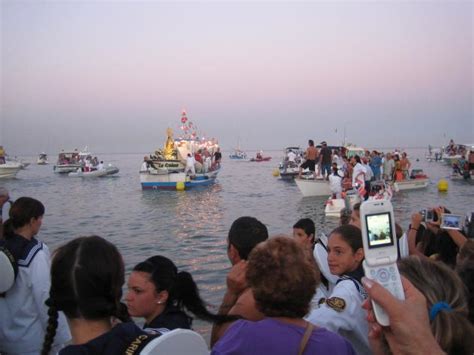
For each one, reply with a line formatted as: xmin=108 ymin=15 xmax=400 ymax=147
xmin=410 ymin=227 xmax=419 ymax=232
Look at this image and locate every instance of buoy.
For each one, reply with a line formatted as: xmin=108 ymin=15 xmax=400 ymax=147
xmin=176 ymin=181 xmax=185 ymax=191
xmin=437 ymin=179 xmax=448 ymax=192
xmin=272 ymin=169 xmax=280 ymax=177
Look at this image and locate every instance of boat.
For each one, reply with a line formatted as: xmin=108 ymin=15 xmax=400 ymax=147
xmin=229 ymin=149 xmax=247 ymax=160
xmin=250 ymin=156 xmax=271 ymax=162
xmin=0 ymin=146 xmax=22 ymax=179
xmin=324 ymin=190 xmax=361 ymax=217
xmin=53 ymin=150 xmax=82 ymax=173
xmin=68 ymin=169 xmax=108 ymax=178
xmin=392 ymin=169 xmax=429 ymax=191
xmin=37 ymin=153 xmax=48 ymax=165
xmin=295 ymin=177 xmax=332 ymax=197
xmin=367 ymin=180 xmax=393 ymax=200
xmin=442 ymin=143 xmax=473 ymax=165
xmin=278 ymin=147 xmax=304 ymax=180
xmin=0 ymin=162 xmax=22 ymax=179
xmin=105 ymin=164 xmax=120 ymax=176
xmin=140 ymin=110 xmax=220 ymax=190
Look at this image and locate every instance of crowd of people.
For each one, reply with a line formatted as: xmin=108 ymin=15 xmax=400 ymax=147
xmin=0 ymin=189 xmax=473 ymax=354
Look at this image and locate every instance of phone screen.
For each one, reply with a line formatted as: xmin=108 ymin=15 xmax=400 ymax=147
xmin=441 ymin=214 xmax=462 ymax=229
xmin=426 ymin=209 xmax=434 ymax=222
xmin=365 ymin=212 xmax=394 ymax=248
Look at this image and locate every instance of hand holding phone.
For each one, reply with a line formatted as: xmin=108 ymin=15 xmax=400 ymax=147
xmin=360 ymin=200 xmax=405 ymax=326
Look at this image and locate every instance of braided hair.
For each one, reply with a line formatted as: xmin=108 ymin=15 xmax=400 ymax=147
xmin=41 ymin=236 xmax=127 ymax=355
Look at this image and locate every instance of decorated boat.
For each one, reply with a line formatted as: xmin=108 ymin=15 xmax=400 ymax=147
xmin=392 ymin=169 xmax=429 ymax=191
xmin=295 ymin=177 xmax=332 ymax=197
xmin=140 ymin=110 xmax=220 ymax=190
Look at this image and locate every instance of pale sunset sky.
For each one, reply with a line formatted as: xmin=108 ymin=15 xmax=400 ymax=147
xmin=1 ymin=0 xmax=472 ymax=154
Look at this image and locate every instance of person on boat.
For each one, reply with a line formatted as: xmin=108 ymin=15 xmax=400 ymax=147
xmin=0 ymin=145 xmax=5 ymax=164
xmin=126 ymin=255 xmax=231 ymax=335
xmin=299 ymin=140 xmax=318 ymax=179
xmin=319 ymin=141 xmax=333 ymax=180
xmin=185 ymin=153 xmax=196 ymax=177
xmin=393 ymin=154 xmax=404 ymax=181
xmin=211 ymin=216 xmax=269 ymax=346
xmin=306 ymin=225 xmax=370 ymax=355
xmin=194 ymin=150 xmax=203 ymax=173
xmin=0 ymin=197 xmax=71 ymax=355
xmin=350 ymin=155 xmax=366 ymax=198
xmin=97 ymin=161 xmax=105 ymax=171
xmin=369 ymin=151 xmax=382 ymax=180
xmin=329 ymin=163 xmax=344 ymax=199
xmin=287 ymin=149 xmax=297 ymax=165
xmin=41 ymin=236 xmax=158 ymax=355
xmin=382 ymin=152 xmax=394 ymax=181
xmin=400 ymin=152 xmax=411 ymax=179
xmin=213 ymin=147 xmax=222 ymax=168
xmin=256 ymin=151 xmax=263 ymax=160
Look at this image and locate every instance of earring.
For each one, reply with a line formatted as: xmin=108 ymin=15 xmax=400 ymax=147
xmin=156 ymin=301 xmax=162 ymax=304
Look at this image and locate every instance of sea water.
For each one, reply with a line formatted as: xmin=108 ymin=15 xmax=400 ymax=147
xmin=1 ymin=148 xmax=473 ymax=337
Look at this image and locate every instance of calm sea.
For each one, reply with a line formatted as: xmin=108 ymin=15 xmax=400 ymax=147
xmin=1 ymin=148 xmax=473 ymax=338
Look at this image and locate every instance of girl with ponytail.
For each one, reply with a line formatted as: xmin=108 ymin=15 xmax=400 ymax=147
xmin=42 ymin=236 xmax=153 ymax=355
xmin=0 ymin=197 xmax=70 ymax=354
xmin=126 ymin=255 xmax=230 ymax=333
xmin=398 ymin=256 xmax=474 ymax=354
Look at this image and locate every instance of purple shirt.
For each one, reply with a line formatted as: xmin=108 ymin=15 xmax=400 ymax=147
xmin=212 ymin=318 xmax=356 ymax=355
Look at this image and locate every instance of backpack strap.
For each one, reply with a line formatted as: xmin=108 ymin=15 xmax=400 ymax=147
xmin=298 ymin=322 xmax=315 ymax=355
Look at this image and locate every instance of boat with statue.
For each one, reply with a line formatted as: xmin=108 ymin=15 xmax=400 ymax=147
xmin=140 ymin=110 xmax=221 ymax=190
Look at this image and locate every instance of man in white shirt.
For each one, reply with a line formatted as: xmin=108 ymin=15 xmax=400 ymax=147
xmin=185 ymin=153 xmax=196 ymax=176
xmin=287 ymin=150 xmax=297 ymax=163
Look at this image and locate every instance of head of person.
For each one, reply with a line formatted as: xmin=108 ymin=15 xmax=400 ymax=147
xmin=42 ymin=236 xmax=127 ymax=354
xmin=127 ymin=254 xmax=222 ymax=327
xmin=331 ymin=162 xmax=338 ymax=174
xmin=398 ymin=256 xmax=474 ymax=354
xmin=308 ymin=140 xmax=314 ymax=147
xmin=5 ymin=197 xmax=45 ymax=237
xmin=402 ymin=152 xmax=407 ymax=158
xmin=321 ymin=141 xmax=327 ymax=147
xmin=351 ymin=155 xmax=361 ymax=166
xmin=394 ymin=154 xmax=400 ymax=161
xmin=246 ymin=237 xmax=319 ymax=318
xmin=327 ymin=225 xmax=364 ymax=276
xmin=227 ymin=216 xmax=268 ymax=265
xmin=349 ymin=202 xmax=361 ymax=228
xmin=292 ymin=218 xmax=315 ymax=250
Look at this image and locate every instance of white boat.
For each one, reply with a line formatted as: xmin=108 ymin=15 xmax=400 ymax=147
xmin=68 ymin=169 xmax=108 ymax=178
xmin=140 ymin=110 xmax=220 ymax=190
xmin=54 ymin=150 xmax=82 ymax=173
xmin=393 ymin=178 xmax=429 ymax=191
xmin=442 ymin=143 xmax=473 ymax=165
xmin=295 ymin=177 xmax=332 ymax=197
xmin=0 ymin=162 xmax=22 ymax=179
xmin=278 ymin=146 xmax=304 ymax=180
xmin=105 ymin=165 xmax=120 ymax=175
xmin=37 ymin=153 xmax=48 ymax=165
xmin=324 ymin=190 xmax=361 ymax=217
xmin=229 ymin=149 xmax=247 ymax=160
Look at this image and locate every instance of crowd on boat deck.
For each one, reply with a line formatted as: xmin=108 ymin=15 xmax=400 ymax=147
xmin=1 ymin=187 xmax=473 ymax=355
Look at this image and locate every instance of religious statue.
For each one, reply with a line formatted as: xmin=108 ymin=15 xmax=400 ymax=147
xmin=163 ymin=127 xmax=176 ymax=160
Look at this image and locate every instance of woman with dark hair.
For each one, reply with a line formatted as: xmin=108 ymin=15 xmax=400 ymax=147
xmin=212 ymin=237 xmax=355 ymax=354
xmin=0 ymin=197 xmax=71 ymax=355
xmin=42 ymin=236 xmax=154 ymax=355
xmin=126 ymin=255 xmax=230 ymax=334
xmin=306 ymin=224 xmax=370 ymax=355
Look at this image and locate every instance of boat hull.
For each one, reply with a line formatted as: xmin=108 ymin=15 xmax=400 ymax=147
xmin=325 ymin=193 xmax=361 ymax=216
xmin=250 ymin=157 xmax=271 ymax=162
xmin=295 ymin=178 xmax=331 ymax=197
xmin=0 ymin=163 xmax=22 ymax=179
xmin=393 ymin=178 xmax=429 ymax=191
xmin=140 ymin=169 xmax=219 ymax=190
xmin=68 ymin=169 xmax=108 ymax=178
xmin=54 ymin=164 xmax=82 ymax=173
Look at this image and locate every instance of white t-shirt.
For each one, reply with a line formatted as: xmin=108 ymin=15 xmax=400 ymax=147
xmin=352 ymin=163 xmax=367 ymax=186
xmin=362 ymin=163 xmax=373 ymax=181
xmin=329 ymin=173 xmax=343 ymax=194
xmin=186 ymin=155 xmax=195 ymax=167
xmin=287 ymin=151 xmax=296 ymax=162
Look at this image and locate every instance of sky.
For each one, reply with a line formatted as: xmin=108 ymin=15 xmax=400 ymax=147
xmin=0 ymin=0 xmax=472 ymax=155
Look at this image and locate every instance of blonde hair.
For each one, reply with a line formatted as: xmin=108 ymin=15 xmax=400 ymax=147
xmin=398 ymin=256 xmax=474 ymax=354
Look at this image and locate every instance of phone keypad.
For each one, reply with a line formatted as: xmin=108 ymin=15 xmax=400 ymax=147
xmin=369 ymin=266 xmax=404 ymax=300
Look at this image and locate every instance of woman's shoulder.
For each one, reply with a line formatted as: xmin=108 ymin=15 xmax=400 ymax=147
xmin=312 ymin=327 xmax=356 ymax=352
xmin=146 ymin=306 xmax=192 ymax=332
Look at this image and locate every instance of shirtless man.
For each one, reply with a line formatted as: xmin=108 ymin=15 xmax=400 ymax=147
xmin=298 ymin=140 xmax=318 ymax=178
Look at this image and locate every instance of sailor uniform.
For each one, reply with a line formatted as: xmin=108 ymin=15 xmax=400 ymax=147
xmin=61 ymin=322 xmax=157 ymax=355
xmin=144 ymin=305 xmax=192 ymax=334
xmin=0 ymin=235 xmax=71 ymax=355
xmin=306 ymin=272 xmax=371 ymax=355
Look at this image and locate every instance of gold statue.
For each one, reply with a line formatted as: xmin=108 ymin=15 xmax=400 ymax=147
xmin=163 ymin=128 xmax=176 ymax=160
